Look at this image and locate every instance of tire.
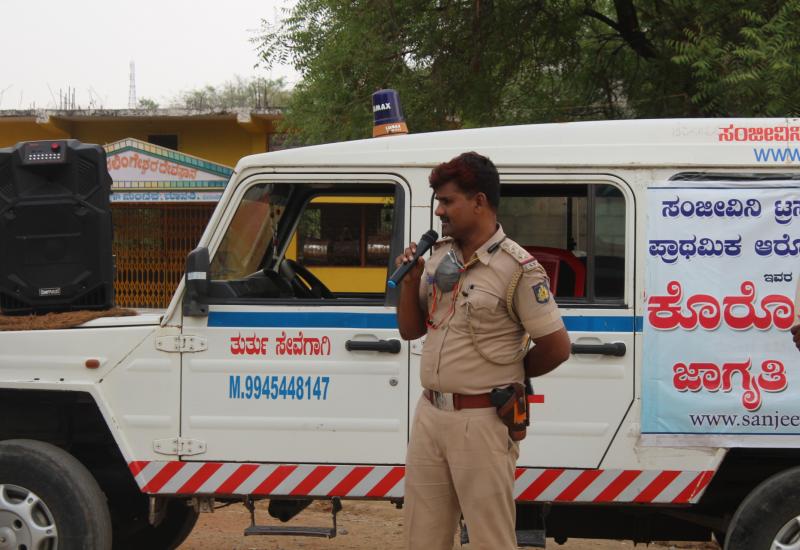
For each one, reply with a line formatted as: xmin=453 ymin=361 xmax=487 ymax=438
xmin=0 ymin=439 xmax=112 ymax=550
xmin=112 ymin=496 xmax=199 ymax=550
xmin=725 ymin=465 xmax=800 ymax=550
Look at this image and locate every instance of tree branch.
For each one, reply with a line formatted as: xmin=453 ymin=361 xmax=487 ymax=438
xmin=583 ymin=1 xmax=658 ymax=59
xmin=583 ymin=8 xmax=621 ymax=33
xmin=613 ymin=0 xmax=658 ymax=59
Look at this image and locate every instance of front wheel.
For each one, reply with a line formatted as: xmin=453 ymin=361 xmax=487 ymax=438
xmin=725 ymin=466 xmax=800 ymax=550
xmin=0 ymin=439 xmax=112 ymax=550
xmin=112 ymin=496 xmax=199 ymax=550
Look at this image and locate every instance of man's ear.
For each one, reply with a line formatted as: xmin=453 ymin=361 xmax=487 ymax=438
xmin=474 ymin=192 xmax=488 ymax=210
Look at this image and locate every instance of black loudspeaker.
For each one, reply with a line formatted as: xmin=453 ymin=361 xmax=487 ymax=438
xmin=0 ymin=140 xmax=114 ymax=314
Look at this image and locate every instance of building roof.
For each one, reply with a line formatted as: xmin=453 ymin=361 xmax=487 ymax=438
xmin=0 ymin=108 xmax=282 ymax=124
xmin=237 ymin=118 xmax=800 ymax=170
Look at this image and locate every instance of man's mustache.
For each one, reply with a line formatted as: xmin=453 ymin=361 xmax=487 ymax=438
xmin=440 ymin=217 xmax=450 ymax=223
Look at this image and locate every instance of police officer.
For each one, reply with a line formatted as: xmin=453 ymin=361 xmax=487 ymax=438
xmin=396 ymin=152 xmax=571 ymax=550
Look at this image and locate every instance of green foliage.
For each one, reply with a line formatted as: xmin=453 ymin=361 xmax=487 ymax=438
xmin=256 ymin=0 xmax=800 ymax=144
xmin=169 ymin=76 xmax=291 ymax=111
xmin=137 ymin=97 xmax=159 ymax=110
xmin=670 ymin=0 xmax=800 ymax=116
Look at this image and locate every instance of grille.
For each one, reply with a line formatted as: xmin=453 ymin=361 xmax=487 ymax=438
xmin=0 ymin=291 xmax=27 ymax=314
xmin=77 ymin=157 xmax=98 ymax=197
xmin=0 ymin=161 xmax=14 ymax=203
xmin=73 ymin=285 xmax=107 ymax=309
xmin=113 ymin=203 xmax=215 ymax=308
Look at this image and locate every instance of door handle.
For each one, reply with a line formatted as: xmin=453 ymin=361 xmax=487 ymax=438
xmin=345 ymin=339 xmax=402 ymax=354
xmin=571 ymin=342 xmax=626 ymax=357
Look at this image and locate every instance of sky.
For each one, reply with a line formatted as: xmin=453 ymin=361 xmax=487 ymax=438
xmin=0 ymin=0 xmax=299 ymax=110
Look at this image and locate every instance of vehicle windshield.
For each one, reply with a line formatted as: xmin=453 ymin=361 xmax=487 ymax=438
xmin=209 ymin=183 xmax=290 ymax=280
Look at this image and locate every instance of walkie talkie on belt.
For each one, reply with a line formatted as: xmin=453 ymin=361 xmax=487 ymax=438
xmin=490 ymin=382 xmax=531 ymax=441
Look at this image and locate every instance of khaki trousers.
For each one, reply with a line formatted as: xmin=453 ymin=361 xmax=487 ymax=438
xmin=404 ymin=395 xmax=520 ymax=550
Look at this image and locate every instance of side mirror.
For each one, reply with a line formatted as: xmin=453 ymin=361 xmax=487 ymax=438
xmin=183 ymin=246 xmax=209 ymax=317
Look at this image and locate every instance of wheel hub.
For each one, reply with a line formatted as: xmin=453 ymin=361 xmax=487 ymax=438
xmin=0 ymin=526 xmax=17 ymax=550
xmin=773 ymin=515 xmax=800 ymax=550
xmin=0 ymin=484 xmax=57 ymax=550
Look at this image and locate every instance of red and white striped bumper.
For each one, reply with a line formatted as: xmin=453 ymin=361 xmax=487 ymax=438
xmin=129 ymin=461 xmax=715 ymax=504
xmin=512 ymin=467 xmax=714 ymax=504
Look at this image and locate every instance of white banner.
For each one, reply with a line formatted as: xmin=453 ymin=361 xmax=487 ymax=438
xmin=111 ymin=191 xmax=223 ymax=203
xmin=643 ymin=182 xmax=800 ymax=445
xmin=107 ymin=150 xmax=228 ymax=182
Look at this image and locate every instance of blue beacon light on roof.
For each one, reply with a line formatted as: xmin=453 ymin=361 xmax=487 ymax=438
xmin=372 ymin=89 xmax=408 ymax=138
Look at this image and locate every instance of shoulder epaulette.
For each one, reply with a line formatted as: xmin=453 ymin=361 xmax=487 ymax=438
xmin=433 ymin=236 xmax=453 ymax=249
xmin=499 ymin=240 xmax=537 ymax=272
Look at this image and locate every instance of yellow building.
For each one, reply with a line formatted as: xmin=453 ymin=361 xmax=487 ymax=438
xmin=0 ymin=109 xmax=387 ymax=305
xmin=104 ymin=137 xmax=234 ymax=308
xmin=0 ymin=109 xmax=283 ymax=308
xmin=0 ymin=108 xmax=282 ymax=166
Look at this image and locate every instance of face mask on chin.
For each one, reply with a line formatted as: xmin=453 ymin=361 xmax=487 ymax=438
xmin=434 ymin=248 xmax=463 ymax=293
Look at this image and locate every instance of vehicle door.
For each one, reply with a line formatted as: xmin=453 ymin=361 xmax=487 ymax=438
xmin=498 ymin=175 xmax=635 ymax=469
xmin=181 ymin=173 xmax=411 ymax=464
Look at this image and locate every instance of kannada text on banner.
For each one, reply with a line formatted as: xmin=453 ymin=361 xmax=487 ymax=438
xmin=643 ymin=183 xmax=800 ymax=443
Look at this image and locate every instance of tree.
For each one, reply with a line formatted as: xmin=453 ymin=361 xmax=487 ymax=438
xmin=137 ymin=97 xmax=159 ymax=110
xmin=255 ymin=0 xmax=800 ymax=144
xmin=169 ymin=76 xmax=291 ymax=111
xmin=671 ymin=1 xmax=800 ymax=116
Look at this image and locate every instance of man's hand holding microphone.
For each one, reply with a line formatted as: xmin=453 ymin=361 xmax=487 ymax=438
xmin=392 ymin=230 xmax=438 ymax=340
xmin=388 ymin=230 xmax=438 ymax=289
xmin=394 ymin=242 xmax=426 ymax=285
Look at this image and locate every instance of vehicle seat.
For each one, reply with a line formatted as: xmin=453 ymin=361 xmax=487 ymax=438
xmin=522 ymin=246 xmax=586 ymax=298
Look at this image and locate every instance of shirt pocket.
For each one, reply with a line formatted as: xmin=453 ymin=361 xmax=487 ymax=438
xmin=460 ymin=286 xmax=504 ymax=333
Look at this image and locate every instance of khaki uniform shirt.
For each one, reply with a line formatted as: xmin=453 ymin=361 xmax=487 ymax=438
xmin=418 ymin=225 xmax=564 ymax=395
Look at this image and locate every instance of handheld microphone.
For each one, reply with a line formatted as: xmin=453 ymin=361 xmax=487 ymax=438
xmin=387 ymin=230 xmax=439 ymax=288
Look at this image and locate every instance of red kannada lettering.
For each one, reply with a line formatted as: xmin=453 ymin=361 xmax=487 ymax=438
xmin=718 ymin=124 xmax=800 ymax=142
xmin=673 ymin=359 xmax=787 ymax=412
xmin=648 ymin=281 xmax=794 ymax=331
xmin=106 ymin=154 xmax=199 ymax=180
xmin=230 ymin=333 xmax=269 ymax=355
xmin=229 ymin=332 xmax=332 ymax=356
xmin=275 ymin=331 xmax=332 ymax=356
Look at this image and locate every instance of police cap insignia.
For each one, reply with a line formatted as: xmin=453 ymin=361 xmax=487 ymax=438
xmin=532 ymin=282 xmax=550 ymax=303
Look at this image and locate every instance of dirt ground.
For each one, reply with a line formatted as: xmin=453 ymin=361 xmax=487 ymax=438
xmin=179 ymin=500 xmax=721 ymax=550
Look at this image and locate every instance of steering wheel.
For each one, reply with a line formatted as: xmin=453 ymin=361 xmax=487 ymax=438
xmin=281 ymin=259 xmax=335 ymax=299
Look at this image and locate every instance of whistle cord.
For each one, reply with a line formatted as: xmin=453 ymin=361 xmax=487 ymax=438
xmin=426 ymin=253 xmax=480 ymax=329
xmin=426 ymin=250 xmax=530 ymax=366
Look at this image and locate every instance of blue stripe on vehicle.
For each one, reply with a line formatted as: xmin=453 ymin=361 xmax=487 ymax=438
xmin=208 ymin=311 xmax=399 ymax=329
xmin=208 ymin=311 xmax=645 ymax=333
xmin=563 ymin=315 xmax=642 ymax=332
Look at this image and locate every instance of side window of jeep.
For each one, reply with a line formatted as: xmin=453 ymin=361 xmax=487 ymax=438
xmin=287 ymin=196 xmax=395 ymax=295
xmin=498 ymin=183 xmax=626 ymax=304
xmin=208 ymin=181 xmax=403 ymax=304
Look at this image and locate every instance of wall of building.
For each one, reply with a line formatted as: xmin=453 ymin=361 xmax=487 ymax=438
xmin=0 ymin=112 xmax=277 ymax=166
xmin=0 ymin=120 xmax=53 ymax=145
xmin=70 ymin=119 xmax=267 ymax=166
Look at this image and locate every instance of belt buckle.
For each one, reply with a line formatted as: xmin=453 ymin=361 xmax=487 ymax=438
xmin=432 ymin=390 xmax=455 ymax=412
